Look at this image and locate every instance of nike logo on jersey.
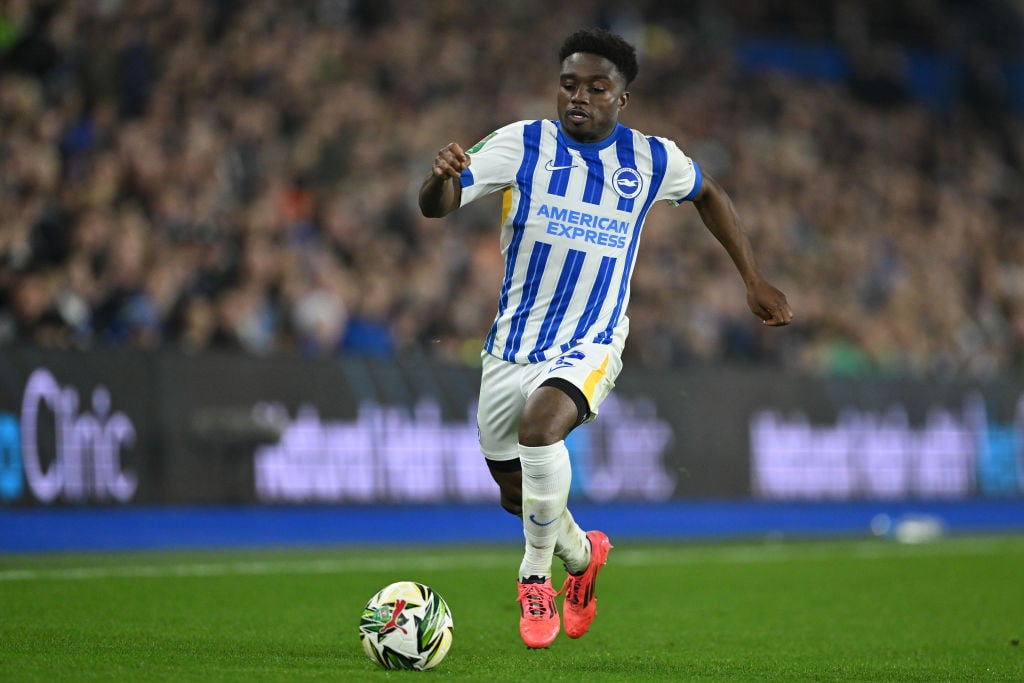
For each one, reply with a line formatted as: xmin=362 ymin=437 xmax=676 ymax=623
xmin=544 ymin=160 xmax=579 ymax=172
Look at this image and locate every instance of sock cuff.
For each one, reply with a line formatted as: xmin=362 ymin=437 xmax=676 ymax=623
xmin=517 ymin=441 xmax=566 ymax=467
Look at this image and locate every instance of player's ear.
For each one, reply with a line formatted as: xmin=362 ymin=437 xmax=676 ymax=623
xmin=618 ymin=90 xmax=630 ymax=110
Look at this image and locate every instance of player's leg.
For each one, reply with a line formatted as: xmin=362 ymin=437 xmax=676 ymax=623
xmin=513 ymin=385 xmax=577 ymax=648
xmin=516 ymin=384 xmax=579 ymax=579
xmin=485 ymin=455 xmax=588 ymax=579
xmin=516 ymin=382 xmax=589 ymax=573
xmin=486 ymin=459 xmax=522 ymax=515
xmin=537 ymin=339 xmax=625 ymax=639
xmin=478 ymin=355 xmax=562 ymax=648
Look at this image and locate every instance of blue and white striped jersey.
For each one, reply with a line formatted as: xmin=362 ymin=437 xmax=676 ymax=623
xmin=460 ymin=120 xmax=702 ymax=364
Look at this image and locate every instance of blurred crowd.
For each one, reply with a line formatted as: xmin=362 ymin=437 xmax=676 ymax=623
xmin=1 ymin=0 xmax=1022 ymax=377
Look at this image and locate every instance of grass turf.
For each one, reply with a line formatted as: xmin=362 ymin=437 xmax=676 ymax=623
xmin=1 ymin=536 xmax=1022 ymax=681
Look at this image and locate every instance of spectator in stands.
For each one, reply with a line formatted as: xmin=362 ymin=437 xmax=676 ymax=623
xmin=0 ymin=0 xmax=1021 ymax=378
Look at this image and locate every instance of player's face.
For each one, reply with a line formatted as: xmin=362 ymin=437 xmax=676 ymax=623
xmin=557 ymin=52 xmax=629 ymax=143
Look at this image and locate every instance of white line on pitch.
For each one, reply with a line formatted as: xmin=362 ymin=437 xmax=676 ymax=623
xmin=0 ymin=536 xmax=1019 ymax=582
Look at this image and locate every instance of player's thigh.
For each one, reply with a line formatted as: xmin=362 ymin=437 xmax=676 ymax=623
xmin=529 ymin=338 xmax=624 ymax=423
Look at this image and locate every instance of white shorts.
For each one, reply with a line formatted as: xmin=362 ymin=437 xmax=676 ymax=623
xmin=477 ymin=325 xmax=626 ymax=462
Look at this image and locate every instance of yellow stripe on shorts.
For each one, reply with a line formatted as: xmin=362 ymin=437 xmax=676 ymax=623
xmin=582 ymin=354 xmax=610 ymax=403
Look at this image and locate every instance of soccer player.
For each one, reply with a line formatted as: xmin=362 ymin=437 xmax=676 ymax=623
xmin=419 ymin=28 xmax=793 ymax=649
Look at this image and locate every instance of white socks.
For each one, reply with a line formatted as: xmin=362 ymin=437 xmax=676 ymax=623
xmin=518 ymin=441 xmax=589 ymax=579
xmin=554 ymin=507 xmax=590 ymax=575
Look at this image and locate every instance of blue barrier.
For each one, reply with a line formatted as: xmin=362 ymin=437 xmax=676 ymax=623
xmin=2 ymin=500 xmax=1024 ymax=553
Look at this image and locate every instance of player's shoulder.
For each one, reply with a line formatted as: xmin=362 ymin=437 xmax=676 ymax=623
xmin=611 ymin=124 xmax=679 ymax=151
xmin=467 ymin=120 xmax=548 ymax=153
xmin=635 ymin=127 xmax=691 ymax=160
xmin=621 ymin=125 xmax=678 ymax=148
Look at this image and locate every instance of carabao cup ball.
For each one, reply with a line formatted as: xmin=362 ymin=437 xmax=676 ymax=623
xmin=359 ymin=581 xmax=454 ymax=670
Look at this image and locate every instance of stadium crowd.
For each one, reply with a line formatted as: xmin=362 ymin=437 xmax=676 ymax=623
xmin=1 ymin=0 xmax=1022 ymax=377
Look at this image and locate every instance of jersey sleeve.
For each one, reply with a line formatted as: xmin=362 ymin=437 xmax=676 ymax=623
xmin=657 ymin=138 xmax=703 ymax=207
xmin=458 ymin=122 xmax=526 ymax=206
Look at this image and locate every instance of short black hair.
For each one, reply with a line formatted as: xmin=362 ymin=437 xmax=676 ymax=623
xmin=558 ymin=28 xmax=639 ymax=86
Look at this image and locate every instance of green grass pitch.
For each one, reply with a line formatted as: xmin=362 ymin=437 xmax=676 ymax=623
xmin=2 ymin=535 xmax=1023 ymax=681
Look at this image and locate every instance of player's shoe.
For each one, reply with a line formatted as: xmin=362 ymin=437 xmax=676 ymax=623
xmin=517 ymin=576 xmax=559 ymax=648
xmin=560 ymin=530 xmax=612 ymax=638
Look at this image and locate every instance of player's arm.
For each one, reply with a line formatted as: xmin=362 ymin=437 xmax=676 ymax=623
xmin=419 ymin=142 xmax=470 ymax=218
xmin=691 ymin=172 xmax=794 ymax=326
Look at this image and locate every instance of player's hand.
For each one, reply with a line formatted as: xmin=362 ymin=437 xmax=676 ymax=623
xmin=747 ymin=280 xmax=793 ymax=326
xmin=432 ymin=142 xmax=470 ymax=179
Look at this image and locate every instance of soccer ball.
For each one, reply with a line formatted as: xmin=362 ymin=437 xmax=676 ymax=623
xmin=359 ymin=581 xmax=454 ymax=670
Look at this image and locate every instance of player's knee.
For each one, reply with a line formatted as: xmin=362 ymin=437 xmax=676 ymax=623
xmin=499 ymin=484 xmax=522 ymax=516
xmin=517 ymin=424 xmax=563 ymax=447
xmin=500 ymin=494 xmax=522 ymax=516
xmin=486 ymin=466 xmax=522 ymax=515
